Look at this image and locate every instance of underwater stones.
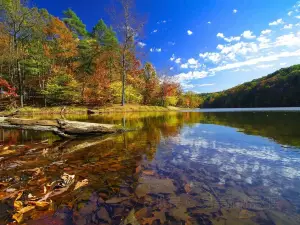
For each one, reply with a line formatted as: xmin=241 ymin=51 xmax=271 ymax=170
xmin=135 ymin=177 xmax=176 ymax=198
xmin=105 ymin=197 xmax=129 ymax=204
xmin=96 ymin=207 xmax=111 ymax=223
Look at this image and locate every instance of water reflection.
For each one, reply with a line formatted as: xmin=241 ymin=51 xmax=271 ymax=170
xmin=0 ymin=111 xmax=300 ymax=224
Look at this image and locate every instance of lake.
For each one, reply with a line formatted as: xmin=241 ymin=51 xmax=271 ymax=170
xmin=1 ymin=109 xmax=300 ymax=224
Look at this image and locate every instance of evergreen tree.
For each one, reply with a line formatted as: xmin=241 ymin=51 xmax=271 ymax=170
xmin=63 ymin=8 xmax=87 ymax=38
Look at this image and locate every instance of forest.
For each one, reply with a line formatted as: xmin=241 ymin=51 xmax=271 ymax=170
xmin=200 ymin=64 xmax=300 ymax=108
xmin=0 ymin=0 xmax=202 ymax=109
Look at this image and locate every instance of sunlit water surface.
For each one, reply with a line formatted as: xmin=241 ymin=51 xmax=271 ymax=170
xmin=0 ymin=109 xmax=300 ymax=224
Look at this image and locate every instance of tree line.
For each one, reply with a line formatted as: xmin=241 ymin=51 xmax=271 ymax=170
xmin=200 ymin=64 xmax=300 ymax=108
xmin=0 ymin=0 xmax=201 ymax=108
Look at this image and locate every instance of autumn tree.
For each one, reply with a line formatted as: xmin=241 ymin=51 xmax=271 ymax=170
xmin=111 ymin=0 xmax=144 ymax=106
xmin=0 ymin=0 xmax=43 ymax=107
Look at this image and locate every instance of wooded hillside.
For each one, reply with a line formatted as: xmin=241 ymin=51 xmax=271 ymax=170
xmin=201 ymin=64 xmax=300 ymax=108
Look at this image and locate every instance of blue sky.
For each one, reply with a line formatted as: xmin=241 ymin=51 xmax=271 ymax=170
xmin=35 ymin=0 xmax=300 ymax=93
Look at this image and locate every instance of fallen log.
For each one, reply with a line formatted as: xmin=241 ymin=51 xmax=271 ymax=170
xmin=0 ymin=117 xmax=123 ymax=138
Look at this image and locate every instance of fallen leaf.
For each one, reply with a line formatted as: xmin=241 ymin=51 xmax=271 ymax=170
xmin=74 ymin=179 xmax=89 ymax=190
xmin=184 ymin=184 xmax=192 ymax=193
xmin=12 ymin=212 xmax=23 ymax=223
xmin=14 ymin=201 xmax=23 ymax=211
xmin=35 ymin=201 xmax=50 ymax=210
xmin=18 ymin=205 xmax=35 ymax=214
xmin=142 ymin=170 xmax=155 ymax=176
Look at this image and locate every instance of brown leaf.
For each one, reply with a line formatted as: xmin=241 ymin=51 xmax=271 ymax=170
xmin=142 ymin=170 xmax=155 ymax=176
xmin=184 ymin=184 xmax=192 ymax=193
xmin=74 ymin=179 xmax=89 ymax=190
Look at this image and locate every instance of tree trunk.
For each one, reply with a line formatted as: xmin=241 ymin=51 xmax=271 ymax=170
xmin=121 ymin=54 xmax=126 ymax=106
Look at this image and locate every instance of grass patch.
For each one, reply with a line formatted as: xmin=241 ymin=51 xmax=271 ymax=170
xmin=4 ymin=104 xmax=183 ymax=115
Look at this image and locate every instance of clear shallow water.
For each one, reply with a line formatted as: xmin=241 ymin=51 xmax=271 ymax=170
xmin=1 ymin=111 xmax=300 ymax=224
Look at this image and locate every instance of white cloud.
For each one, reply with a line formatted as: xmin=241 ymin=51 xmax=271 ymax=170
xmin=217 ymin=44 xmax=224 ymax=50
xmin=150 ymin=48 xmax=162 ymax=52
xmin=174 ymin=71 xmax=208 ymax=83
xmin=211 ymin=49 xmax=300 ymax=73
xmin=261 ymin=29 xmax=272 ymax=35
xmin=283 ymin=24 xmax=293 ymax=29
xmin=256 ymin=64 xmax=274 ymax=69
xmin=170 ymin=54 xmax=175 ymax=61
xmin=280 ymin=62 xmax=287 ymax=66
xmin=180 ymin=63 xmax=189 ymax=69
xmin=217 ymin=33 xmax=225 ymax=38
xmin=275 ymin=32 xmax=300 ymax=47
xmin=269 ymin=18 xmax=284 ymax=26
xmin=241 ymin=30 xmax=256 ymax=39
xmin=198 ymin=83 xmax=215 ymax=87
xmin=257 ymin=36 xmax=270 ymax=43
xmin=187 ymin=30 xmax=193 ymax=35
xmin=288 ymin=11 xmax=293 ymax=16
xmin=233 ymin=9 xmax=238 ymax=14
xmin=188 ymin=58 xmax=198 ymax=65
xmin=152 ymin=29 xmax=158 ymax=33
xmin=175 ymin=58 xmax=181 ymax=64
xmin=200 ymin=52 xmax=222 ymax=64
xmin=170 ymin=67 xmax=174 ymax=71
xmin=208 ymin=21 xmax=211 ymax=24
xmin=224 ymin=36 xmax=241 ymax=42
xmin=217 ymin=33 xmax=240 ymax=42
xmin=137 ymin=42 xmax=146 ymax=48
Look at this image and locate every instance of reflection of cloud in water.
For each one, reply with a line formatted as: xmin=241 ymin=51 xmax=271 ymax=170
xmin=165 ymin=124 xmax=300 ymax=200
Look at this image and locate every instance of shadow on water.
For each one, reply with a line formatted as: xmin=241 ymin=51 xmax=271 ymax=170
xmin=0 ymin=110 xmax=300 ymax=224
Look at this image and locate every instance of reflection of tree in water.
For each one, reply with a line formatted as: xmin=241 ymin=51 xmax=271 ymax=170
xmin=193 ymin=111 xmax=300 ymax=148
xmin=0 ymin=112 xmax=187 ymax=224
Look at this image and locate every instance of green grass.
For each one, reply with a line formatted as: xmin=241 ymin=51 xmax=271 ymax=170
xmin=5 ymin=104 xmax=183 ymax=115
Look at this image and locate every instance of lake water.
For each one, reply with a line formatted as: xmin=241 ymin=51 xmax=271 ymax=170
xmin=1 ymin=109 xmax=300 ymax=224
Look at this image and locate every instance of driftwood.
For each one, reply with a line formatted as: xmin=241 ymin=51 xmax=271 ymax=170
xmin=0 ymin=117 xmax=123 ymax=138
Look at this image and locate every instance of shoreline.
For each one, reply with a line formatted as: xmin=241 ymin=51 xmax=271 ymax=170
xmin=0 ymin=105 xmax=185 ymax=116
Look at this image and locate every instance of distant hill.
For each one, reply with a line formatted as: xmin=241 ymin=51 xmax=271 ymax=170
xmin=201 ymin=64 xmax=300 ymax=108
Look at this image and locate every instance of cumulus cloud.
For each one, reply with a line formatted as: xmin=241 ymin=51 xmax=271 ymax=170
xmin=269 ymin=19 xmax=284 ymax=26
xmin=283 ymin=24 xmax=293 ymax=29
xmin=288 ymin=11 xmax=293 ymax=16
xmin=275 ymin=32 xmax=300 ymax=47
xmin=175 ymin=58 xmax=181 ymax=64
xmin=137 ymin=42 xmax=146 ymax=48
xmin=241 ymin=30 xmax=256 ymax=39
xmin=188 ymin=58 xmax=198 ymax=65
xmin=217 ymin=33 xmax=240 ymax=42
xmin=200 ymin=52 xmax=222 ymax=64
xmin=174 ymin=71 xmax=209 ymax=83
xmin=217 ymin=33 xmax=225 ymax=38
xmin=187 ymin=30 xmax=193 ymax=35
xmin=295 ymin=16 xmax=300 ymax=19
xmin=208 ymin=21 xmax=211 ymax=24
xmin=180 ymin=63 xmax=189 ymax=69
xmin=233 ymin=9 xmax=238 ymax=14
xmin=261 ymin=29 xmax=272 ymax=35
xmin=170 ymin=54 xmax=176 ymax=61
xmin=150 ymin=48 xmax=162 ymax=52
